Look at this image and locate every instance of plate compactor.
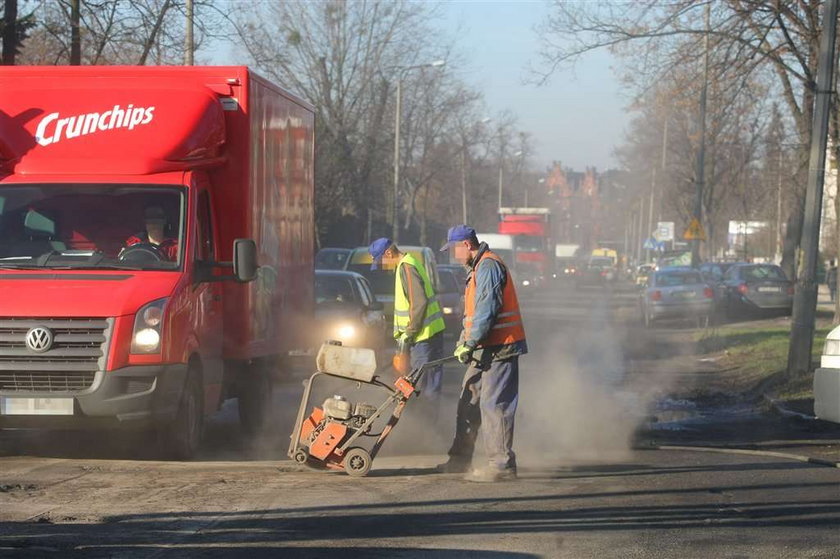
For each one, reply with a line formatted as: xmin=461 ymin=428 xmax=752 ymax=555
xmin=288 ymin=341 xmax=455 ymax=477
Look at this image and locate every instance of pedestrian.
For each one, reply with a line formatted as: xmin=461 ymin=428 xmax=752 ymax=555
xmin=828 ymin=260 xmax=837 ymax=303
xmin=437 ymin=225 xmax=528 ymax=482
xmin=368 ymin=238 xmax=446 ymax=400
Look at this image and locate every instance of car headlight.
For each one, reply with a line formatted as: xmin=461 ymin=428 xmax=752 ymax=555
xmin=522 ymin=280 xmax=531 ymax=287
xmin=443 ymin=306 xmax=454 ymax=315
xmin=824 ymin=339 xmax=840 ymax=356
xmin=131 ymin=298 xmax=167 ymax=354
xmin=336 ymin=324 xmax=357 ymax=341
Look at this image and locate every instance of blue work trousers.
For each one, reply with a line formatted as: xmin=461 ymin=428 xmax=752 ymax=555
xmin=447 ymin=356 xmax=519 ymax=471
xmin=411 ymin=332 xmax=444 ymax=396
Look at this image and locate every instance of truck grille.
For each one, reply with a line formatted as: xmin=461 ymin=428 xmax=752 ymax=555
xmin=0 ymin=318 xmax=112 ymax=393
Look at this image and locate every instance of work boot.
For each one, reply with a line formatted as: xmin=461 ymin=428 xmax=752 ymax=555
xmin=435 ymin=458 xmax=471 ymax=473
xmin=463 ymin=468 xmax=517 ymax=483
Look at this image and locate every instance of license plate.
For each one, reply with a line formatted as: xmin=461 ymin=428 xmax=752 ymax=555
xmin=673 ymin=291 xmax=695 ymax=299
xmin=0 ymin=397 xmax=74 ymax=416
xmin=758 ymin=287 xmax=780 ymax=293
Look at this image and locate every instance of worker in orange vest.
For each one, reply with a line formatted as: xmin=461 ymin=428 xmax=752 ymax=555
xmin=438 ymin=225 xmax=528 ymax=482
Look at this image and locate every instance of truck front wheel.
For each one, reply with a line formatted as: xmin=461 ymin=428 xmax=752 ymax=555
xmin=238 ymin=364 xmax=273 ymax=436
xmin=158 ymin=365 xmax=204 ymax=460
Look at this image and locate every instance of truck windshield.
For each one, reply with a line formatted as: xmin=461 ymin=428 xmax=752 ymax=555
xmin=514 ymin=236 xmax=544 ymax=252
xmin=0 ymin=185 xmax=184 ymax=270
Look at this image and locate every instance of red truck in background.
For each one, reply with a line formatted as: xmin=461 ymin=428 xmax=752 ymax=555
xmin=498 ymin=207 xmax=552 ymax=290
xmin=0 ymin=66 xmax=314 ymax=458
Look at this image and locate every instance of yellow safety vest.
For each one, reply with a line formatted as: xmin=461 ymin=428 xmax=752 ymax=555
xmin=393 ymin=253 xmax=446 ymax=342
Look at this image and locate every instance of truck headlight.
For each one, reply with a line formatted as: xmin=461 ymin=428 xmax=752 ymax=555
xmin=336 ymin=323 xmax=357 ymax=341
xmin=824 ymin=339 xmax=840 ymax=356
xmin=443 ymin=306 xmax=454 ymax=315
xmin=131 ymin=298 xmax=168 ymax=354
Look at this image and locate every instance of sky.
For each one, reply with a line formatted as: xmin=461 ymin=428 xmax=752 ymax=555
xmin=208 ymin=1 xmax=629 ymax=173
xmin=437 ymin=1 xmax=629 ymax=172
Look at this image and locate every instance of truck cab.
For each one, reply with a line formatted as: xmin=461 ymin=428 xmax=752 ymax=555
xmin=0 ymin=66 xmax=314 ymax=458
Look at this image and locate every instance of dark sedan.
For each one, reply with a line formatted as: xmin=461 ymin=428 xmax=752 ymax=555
xmin=576 ymin=257 xmax=615 ymax=288
xmin=314 ymin=270 xmax=389 ymax=352
xmin=315 ymin=248 xmax=352 ymax=270
xmin=720 ymin=263 xmax=794 ymax=317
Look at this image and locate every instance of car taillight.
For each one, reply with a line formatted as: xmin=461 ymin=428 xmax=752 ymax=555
xmin=787 ymin=285 xmax=794 ymax=295
xmin=737 ymin=283 xmax=749 ymax=295
xmin=703 ymin=287 xmax=714 ymax=299
xmin=650 ymin=290 xmax=662 ymax=301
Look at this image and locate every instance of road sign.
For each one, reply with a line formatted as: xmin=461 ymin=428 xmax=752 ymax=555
xmin=683 ymin=218 xmax=707 ymax=241
xmin=643 ymin=237 xmax=657 ymax=250
xmin=656 ymin=221 xmax=675 ymax=242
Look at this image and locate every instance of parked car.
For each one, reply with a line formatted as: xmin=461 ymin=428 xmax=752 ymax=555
xmin=639 ymin=267 xmax=715 ymax=328
xmin=314 ymin=270 xmax=388 ymax=352
xmin=342 ymin=245 xmax=440 ymax=326
xmin=576 ymin=256 xmax=615 ymax=288
xmin=719 ymin=263 xmax=794 ymax=318
xmin=315 ymin=247 xmax=352 ymax=270
xmin=437 ymin=264 xmax=467 ymax=336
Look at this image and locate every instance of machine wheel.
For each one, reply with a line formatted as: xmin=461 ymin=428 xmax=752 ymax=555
xmin=159 ymin=364 xmax=204 ymax=460
xmin=239 ymin=363 xmax=273 ymax=437
xmin=293 ymin=449 xmax=309 ymax=464
xmin=343 ymin=447 xmax=372 ymax=477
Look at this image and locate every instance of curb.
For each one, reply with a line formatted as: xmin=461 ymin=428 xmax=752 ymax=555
xmin=642 ymin=443 xmax=840 ymax=468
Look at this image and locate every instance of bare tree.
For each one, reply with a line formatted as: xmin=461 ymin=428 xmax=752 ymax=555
xmin=537 ymin=0 xmax=827 ymax=278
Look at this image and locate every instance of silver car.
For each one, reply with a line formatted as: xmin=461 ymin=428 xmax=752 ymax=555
xmin=640 ymin=267 xmax=715 ymax=328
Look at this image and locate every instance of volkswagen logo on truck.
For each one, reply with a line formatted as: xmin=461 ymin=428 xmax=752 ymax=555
xmin=25 ymin=326 xmax=54 ymax=353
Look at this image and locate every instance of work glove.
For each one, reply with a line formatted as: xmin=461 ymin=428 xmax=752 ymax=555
xmin=396 ymin=332 xmax=413 ymax=354
xmin=454 ymin=344 xmax=474 ymax=364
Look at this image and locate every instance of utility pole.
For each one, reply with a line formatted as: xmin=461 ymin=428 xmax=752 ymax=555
xmin=647 ymin=166 xmax=656 ymax=262
xmin=658 ymin=118 xmax=669 ymax=223
xmin=392 ymin=76 xmax=403 ymax=242
xmin=788 ymin=0 xmax=839 ymax=377
xmin=461 ymin=148 xmax=468 ymax=224
xmin=775 ymin=148 xmax=784 ymax=262
xmin=70 ymin=0 xmax=81 ymax=65
xmin=184 ymin=0 xmax=194 ymax=65
xmin=497 ymin=138 xmax=505 ymax=210
xmin=692 ymin=4 xmax=710 ymax=268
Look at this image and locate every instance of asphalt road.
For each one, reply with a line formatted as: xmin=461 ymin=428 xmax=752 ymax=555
xmin=1 ymin=283 xmax=838 ymax=558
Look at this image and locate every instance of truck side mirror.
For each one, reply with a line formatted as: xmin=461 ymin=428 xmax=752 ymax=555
xmin=233 ymin=239 xmax=258 ymax=283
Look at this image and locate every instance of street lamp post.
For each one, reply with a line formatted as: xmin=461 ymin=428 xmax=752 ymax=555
xmin=498 ymin=149 xmax=523 ymax=210
xmin=461 ymin=118 xmax=491 ymax=224
xmin=392 ymin=60 xmax=446 ymax=242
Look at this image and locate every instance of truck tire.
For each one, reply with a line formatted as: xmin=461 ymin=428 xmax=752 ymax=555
xmin=159 ymin=364 xmax=204 ymax=460
xmin=238 ymin=365 xmax=273 ymax=437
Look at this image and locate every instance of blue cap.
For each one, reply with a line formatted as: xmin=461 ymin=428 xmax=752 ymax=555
xmin=368 ymin=237 xmax=393 ymax=270
xmin=440 ymin=225 xmax=477 ymax=251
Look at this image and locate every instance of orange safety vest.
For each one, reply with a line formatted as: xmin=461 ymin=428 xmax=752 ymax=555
xmin=464 ymin=250 xmax=526 ymax=348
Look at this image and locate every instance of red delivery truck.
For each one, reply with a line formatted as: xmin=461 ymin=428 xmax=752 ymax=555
xmin=498 ymin=207 xmax=552 ymax=289
xmin=0 ymin=66 xmax=314 ymax=458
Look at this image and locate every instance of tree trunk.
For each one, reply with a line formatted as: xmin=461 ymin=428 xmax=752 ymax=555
xmin=2 ymin=0 xmax=17 ymax=65
xmin=69 ymin=0 xmax=81 ymax=65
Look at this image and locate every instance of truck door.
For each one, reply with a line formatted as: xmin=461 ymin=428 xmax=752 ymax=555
xmin=194 ymin=188 xmax=224 ymax=412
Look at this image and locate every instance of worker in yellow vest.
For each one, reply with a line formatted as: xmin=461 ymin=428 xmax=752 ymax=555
xmin=438 ymin=225 xmax=527 ymax=482
xmin=369 ymin=238 xmax=446 ymax=398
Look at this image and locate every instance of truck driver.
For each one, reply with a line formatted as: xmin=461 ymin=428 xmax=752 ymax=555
xmin=122 ymin=205 xmax=179 ymax=261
